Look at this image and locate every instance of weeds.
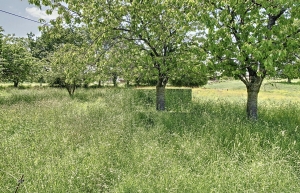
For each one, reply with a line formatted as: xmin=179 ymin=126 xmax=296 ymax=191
xmin=0 ymin=87 xmax=300 ymax=192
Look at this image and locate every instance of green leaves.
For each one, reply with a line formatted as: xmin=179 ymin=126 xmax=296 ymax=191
xmin=201 ymin=0 xmax=300 ymax=81
xmin=46 ymin=43 xmax=93 ymax=94
xmin=0 ymin=35 xmax=37 ymax=86
xmin=28 ymin=0 xmax=207 ymax=87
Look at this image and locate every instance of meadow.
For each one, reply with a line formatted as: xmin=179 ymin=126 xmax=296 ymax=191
xmin=0 ymin=80 xmax=300 ymax=192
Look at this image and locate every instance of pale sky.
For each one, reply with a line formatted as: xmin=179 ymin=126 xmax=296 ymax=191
xmin=0 ymin=0 xmax=58 ymax=37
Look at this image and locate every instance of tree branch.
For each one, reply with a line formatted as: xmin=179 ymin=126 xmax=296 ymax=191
xmin=251 ymin=0 xmax=262 ymax=7
xmin=267 ymin=8 xmax=287 ymax=30
xmin=239 ymin=74 xmax=249 ymax=85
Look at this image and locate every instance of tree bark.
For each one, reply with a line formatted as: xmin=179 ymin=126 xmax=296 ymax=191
xmin=287 ymin=77 xmax=292 ymax=83
xmin=13 ymin=81 xmax=19 ymax=87
xmin=98 ymin=80 xmax=102 ymax=88
xmin=156 ymin=85 xmax=165 ymax=111
xmin=246 ymin=84 xmax=260 ymax=120
xmin=156 ymin=74 xmax=168 ymax=111
xmin=112 ymin=73 xmax=118 ymax=87
xmin=239 ymin=67 xmax=265 ymax=120
xmin=66 ymin=83 xmax=76 ymax=96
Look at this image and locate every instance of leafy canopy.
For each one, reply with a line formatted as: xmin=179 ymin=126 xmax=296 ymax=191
xmin=0 ymin=35 xmax=37 ymax=86
xmin=198 ymin=0 xmax=300 ymax=81
xmin=47 ymin=43 xmax=93 ymax=87
xmin=28 ymin=0 xmax=207 ymax=87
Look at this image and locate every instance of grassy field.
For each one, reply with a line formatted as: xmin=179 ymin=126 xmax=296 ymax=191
xmin=194 ymin=79 xmax=300 ymax=103
xmin=0 ymin=81 xmax=300 ymax=192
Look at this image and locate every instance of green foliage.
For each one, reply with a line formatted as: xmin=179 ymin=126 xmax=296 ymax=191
xmin=26 ymin=26 xmax=93 ymax=86
xmin=28 ymin=0 xmax=207 ymax=109
xmin=200 ymin=1 xmax=300 ymax=78
xmin=190 ymin=0 xmax=300 ymax=119
xmin=170 ymin=65 xmax=208 ymax=87
xmin=278 ymin=62 xmax=300 ymax=82
xmin=47 ymin=43 xmax=93 ymax=95
xmin=0 ymin=26 xmax=3 ymax=55
xmin=0 ymin=35 xmax=37 ymax=87
xmin=28 ymin=26 xmax=89 ymax=60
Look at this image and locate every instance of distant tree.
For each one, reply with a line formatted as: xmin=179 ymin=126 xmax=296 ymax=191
xmin=0 ymin=35 xmax=37 ymax=87
xmin=170 ymin=65 xmax=208 ymax=87
xmin=199 ymin=1 xmax=300 ymax=119
xmin=27 ymin=26 xmax=92 ymax=86
xmin=279 ymin=57 xmax=300 ymax=83
xmin=47 ymin=43 xmax=92 ymax=96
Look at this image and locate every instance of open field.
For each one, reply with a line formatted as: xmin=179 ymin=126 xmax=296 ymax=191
xmin=0 ymin=82 xmax=300 ymax=192
xmin=194 ymin=79 xmax=300 ymax=104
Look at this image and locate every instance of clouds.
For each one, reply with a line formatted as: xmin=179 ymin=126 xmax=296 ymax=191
xmin=25 ymin=7 xmax=58 ymax=21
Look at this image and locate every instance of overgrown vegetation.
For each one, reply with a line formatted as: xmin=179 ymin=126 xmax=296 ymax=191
xmin=1 ymin=86 xmax=300 ymax=192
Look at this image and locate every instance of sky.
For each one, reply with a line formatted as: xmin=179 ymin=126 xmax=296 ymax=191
xmin=0 ymin=0 xmax=58 ymax=37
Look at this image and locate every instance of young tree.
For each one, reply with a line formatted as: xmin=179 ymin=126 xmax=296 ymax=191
xmin=27 ymin=26 xmax=92 ymax=85
xmin=1 ymin=35 xmax=37 ymax=87
xmin=200 ymin=1 xmax=300 ymax=119
xmin=28 ymin=0 xmax=206 ymax=111
xmin=47 ymin=43 xmax=92 ymax=96
xmin=278 ymin=54 xmax=300 ymax=83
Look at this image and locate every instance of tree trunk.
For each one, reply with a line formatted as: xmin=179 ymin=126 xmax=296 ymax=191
xmin=98 ymin=80 xmax=102 ymax=88
xmin=66 ymin=83 xmax=76 ymax=96
xmin=156 ymin=85 xmax=166 ymax=111
xmin=112 ymin=73 xmax=118 ymax=87
xmin=240 ymin=67 xmax=265 ymax=120
xmin=156 ymin=74 xmax=168 ymax=111
xmin=246 ymin=84 xmax=260 ymax=120
xmin=287 ymin=77 xmax=292 ymax=83
xmin=13 ymin=81 xmax=19 ymax=87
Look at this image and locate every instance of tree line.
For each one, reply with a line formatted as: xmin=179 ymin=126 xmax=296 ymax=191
xmin=1 ymin=0 xmax=300 ymax=120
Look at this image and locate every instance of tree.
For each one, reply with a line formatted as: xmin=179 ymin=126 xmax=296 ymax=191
xmin=0 ymin=26 xmax=3 ymax=55
xmin=199 ymin=1 xmax=300 ymax=119
xmin=47 ymin=43 xmax=92 ymax=96
xmin=278 ymin=55 xmax=300 ymax=83
xmin=26 ymin=25 xmax=92 ymax=86
xmin=1 ymin=35 xmax=37 ymax=87
xmin=28 ymin=0 xmax=206 ymax=111
xmin=0 ymin=27 xmax=4 ymax=73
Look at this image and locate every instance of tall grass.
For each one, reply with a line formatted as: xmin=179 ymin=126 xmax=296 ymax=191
xmin=0 ymin=88 xmax=300 ymax=192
